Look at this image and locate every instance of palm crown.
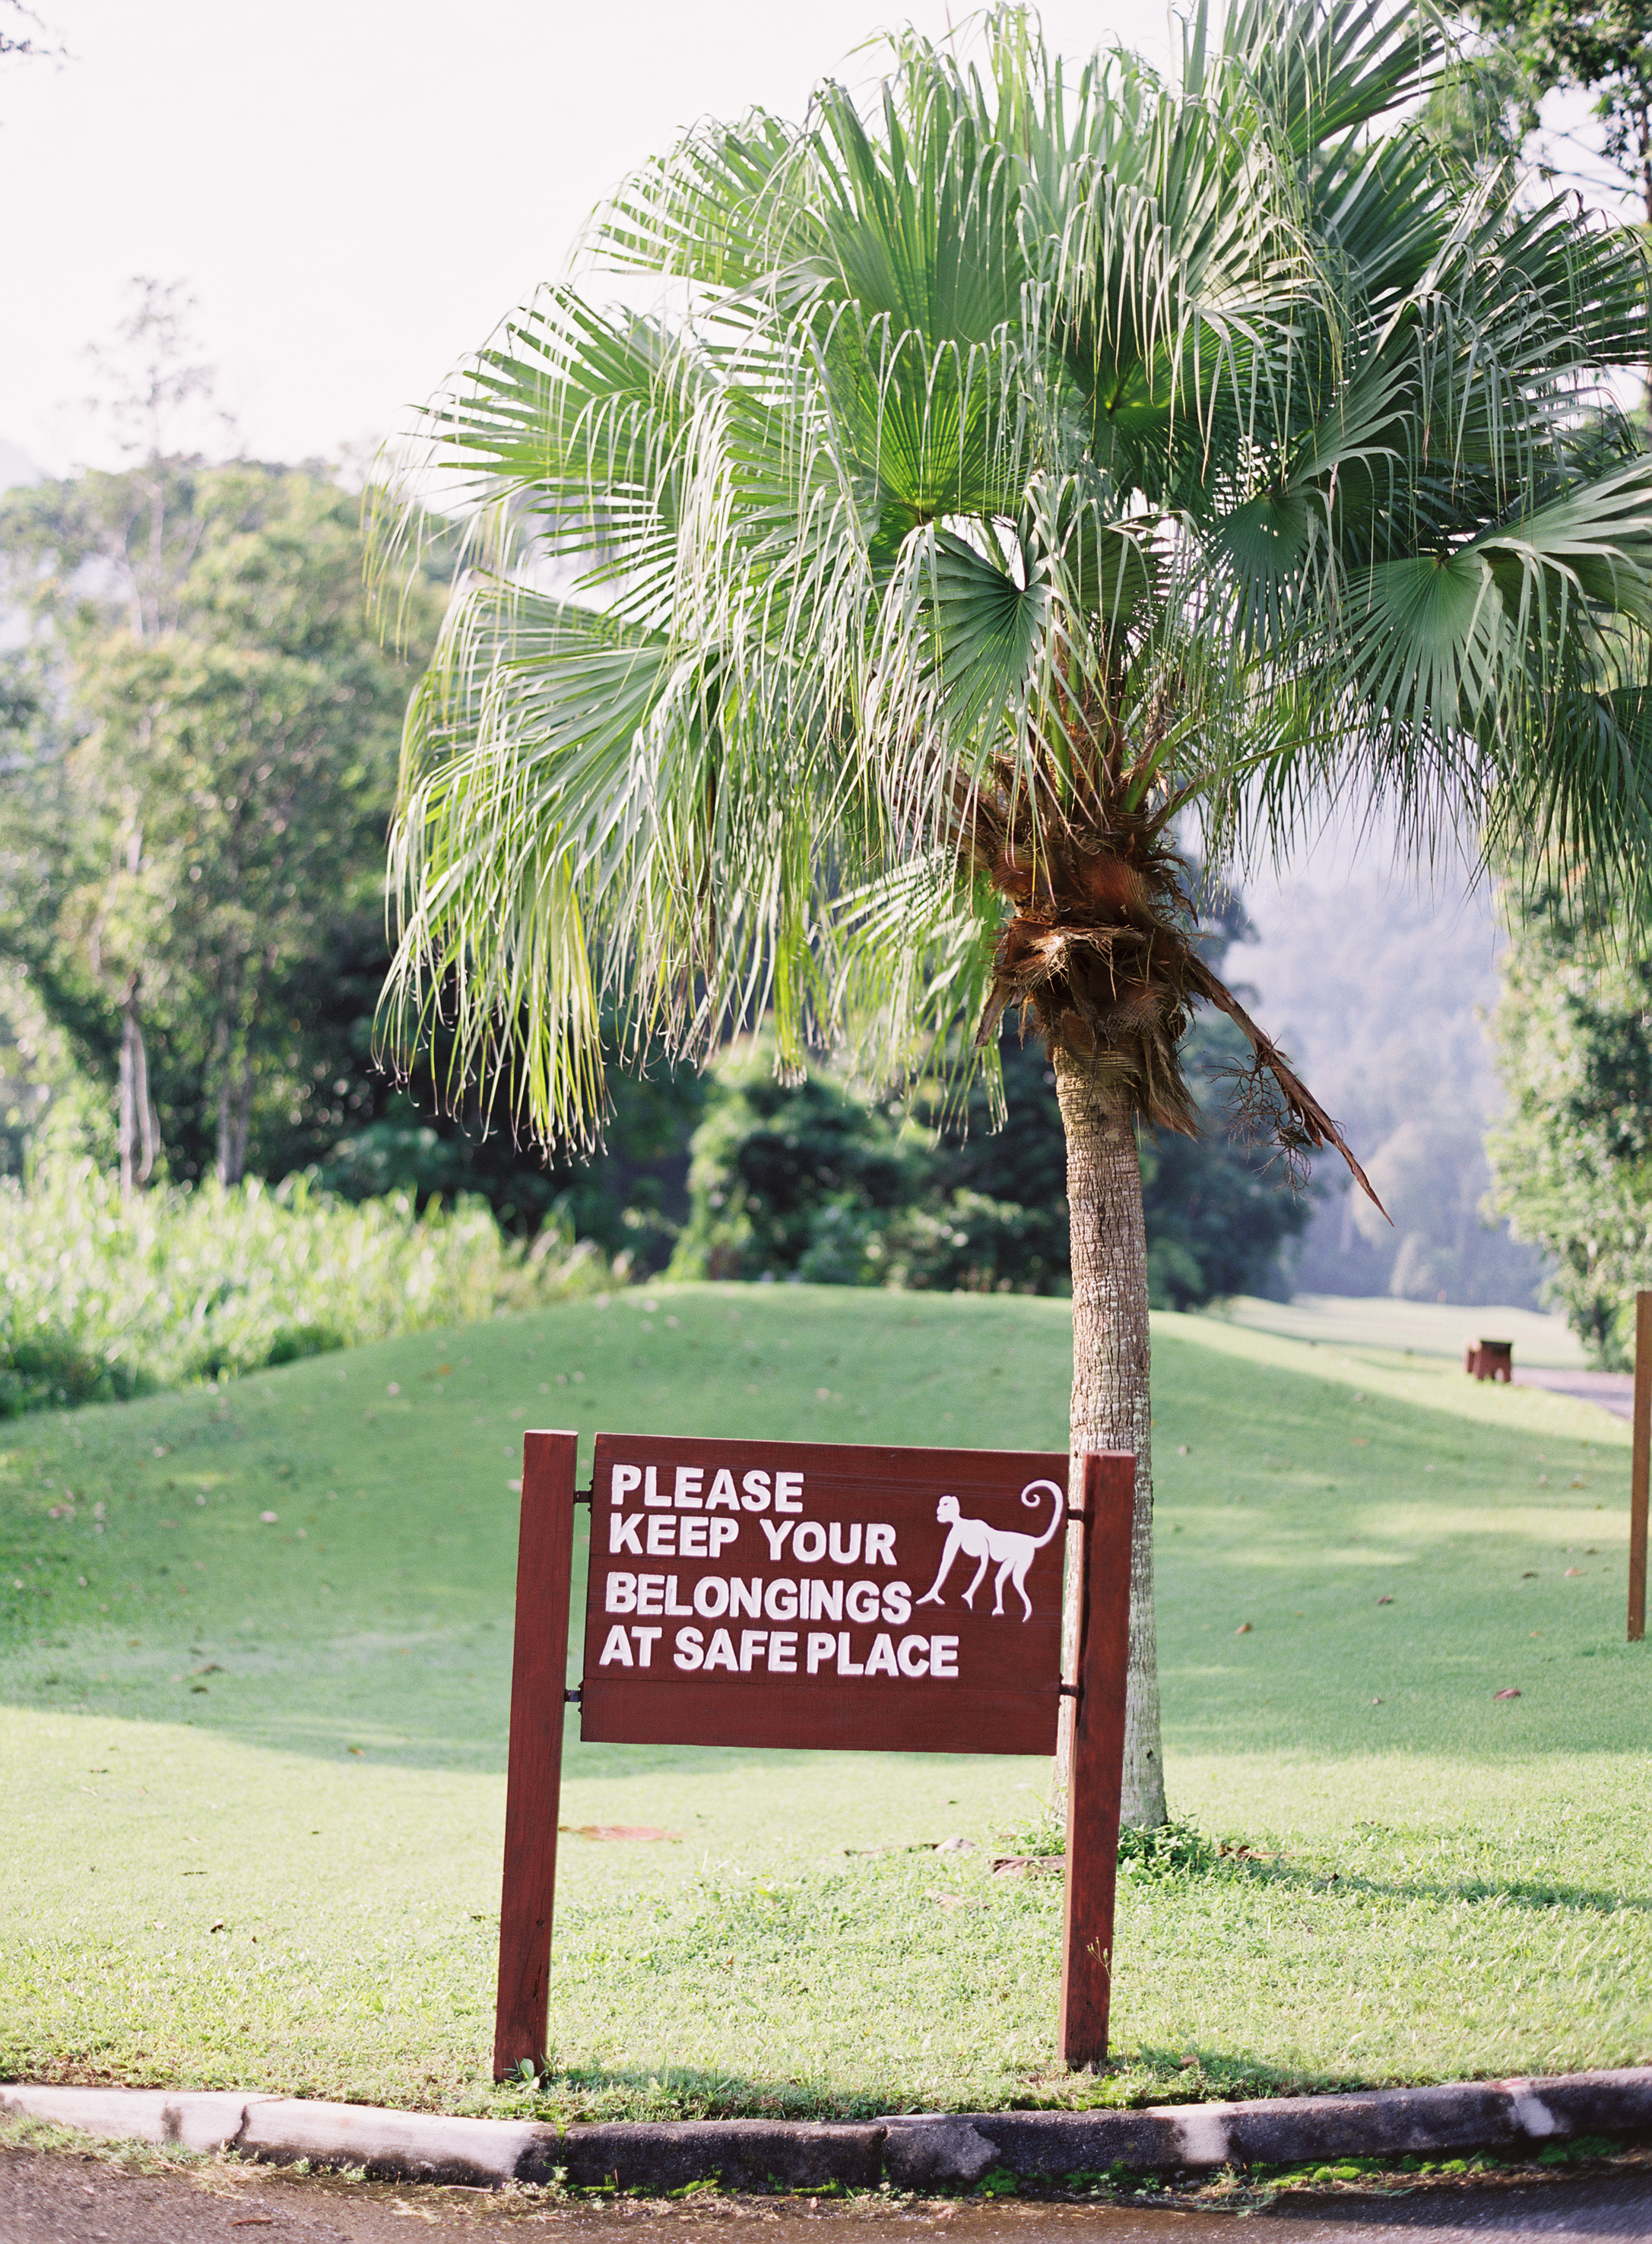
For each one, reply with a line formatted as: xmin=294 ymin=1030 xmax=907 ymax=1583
xmin=377 ymin=0 xmax=1652 ymax=1830
xmin=379 ymin=0 xmax=1652 ymax=1168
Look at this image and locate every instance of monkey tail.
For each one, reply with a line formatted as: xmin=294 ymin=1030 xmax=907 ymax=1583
xmin=1021 ymin=1479 xmax=1064 ymax=1548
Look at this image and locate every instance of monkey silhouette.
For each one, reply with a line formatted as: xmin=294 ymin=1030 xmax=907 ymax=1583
xmin=915 ymin=1479 xmax=1064 ymax=1621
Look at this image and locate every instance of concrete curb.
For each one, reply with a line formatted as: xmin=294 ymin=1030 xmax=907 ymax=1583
xmin=3 ymin=2067 xmax=1650 ymax=2191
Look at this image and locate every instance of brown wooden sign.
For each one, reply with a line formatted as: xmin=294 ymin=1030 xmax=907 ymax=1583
xmin=493 ymin=1429 xmax=1134 ymax=2088
xmin=582 ymin=1434 xmax=1069 ymax=1755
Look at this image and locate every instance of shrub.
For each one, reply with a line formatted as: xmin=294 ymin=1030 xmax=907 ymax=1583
xmin=0 ymin=1156 xmax=610 ymax=1412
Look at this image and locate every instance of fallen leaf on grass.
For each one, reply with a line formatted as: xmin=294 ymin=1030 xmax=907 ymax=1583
xmin=1377 ymin=1596 xmax=1394 ymax=1605
xmin=1235 ymin=1621 xmax=1252 ymax=1634
xmin=1494 ymin=1687 xmax=1522 ymax=1700
xmin=559 ymin=1824 xmax=683 ymax=1842
xmin=991 ymin=1856 xmax=1063 ymax=1878
xmin=1565 ymin=1567 xmax=1583 ymax=1577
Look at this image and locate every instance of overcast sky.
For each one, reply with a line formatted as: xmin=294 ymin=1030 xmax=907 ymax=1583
xmin=0 ymin=0 xmax=1175 ymax=477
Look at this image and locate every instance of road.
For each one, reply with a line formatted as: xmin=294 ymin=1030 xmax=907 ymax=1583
xmin=4 ymin=2147 xmax=1650 ymax=2244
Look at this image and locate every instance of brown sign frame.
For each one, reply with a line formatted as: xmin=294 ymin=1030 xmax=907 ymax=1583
xmin=493 ymin=1430 xmax=1134 ymax=2080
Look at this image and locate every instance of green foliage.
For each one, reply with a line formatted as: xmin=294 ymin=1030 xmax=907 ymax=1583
xmin=0 ymin=459 xmax=449 ymax=1185
xmin=670 ymin=1026 xmax=1307 ymax=1306
xmin=1486 ymin=885 xmax=1652 ymax=1365
xmin=0 ymin=452 xmax=702 ymax=1254
xmin=317 ymin=1057 xmax=706 ymax=1266
xmin=1115 ymin=1816 xmax=1221 ymax=1881
xmin=1457 ymin=0 xmax=1652 ymax=220
xmin=0 ymin=1152 xmax=609 ymax=1408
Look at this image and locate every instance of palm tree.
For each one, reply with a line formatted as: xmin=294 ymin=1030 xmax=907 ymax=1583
xmin=376 ymin=0 xmax=1652 ymax=1829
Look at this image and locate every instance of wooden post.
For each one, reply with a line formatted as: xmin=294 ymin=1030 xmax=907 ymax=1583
xmin=493 ymin=1428 xmax=579 ymax=2079
xmin=1631 ymin=1292 xmax=1650 ymax=1646
xmin=1059 ymin=1450 xmax=1135 ymax=2070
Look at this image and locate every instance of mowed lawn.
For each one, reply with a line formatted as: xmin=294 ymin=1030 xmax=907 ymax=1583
xmin=0 ymin=1285 xmax=1646 ymax=2119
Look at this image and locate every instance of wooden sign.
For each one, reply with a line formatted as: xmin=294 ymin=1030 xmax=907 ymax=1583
xmin=582 ymin=1434 xmax=1069 ymax=1755
xmin=493 ymin=1430 xmax=1134 ymax=2087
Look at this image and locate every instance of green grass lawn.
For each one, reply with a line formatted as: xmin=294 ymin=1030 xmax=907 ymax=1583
xmin=1 ymin=1284 xmax=1646 ymax=2120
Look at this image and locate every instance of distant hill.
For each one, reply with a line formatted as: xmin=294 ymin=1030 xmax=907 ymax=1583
xmin=1228 ymin=849 xmax=1546 ymax=1309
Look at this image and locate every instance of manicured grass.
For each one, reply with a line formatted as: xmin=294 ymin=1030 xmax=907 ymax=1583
xmin=1 ymin=1285 xmax=1646 ymax=2119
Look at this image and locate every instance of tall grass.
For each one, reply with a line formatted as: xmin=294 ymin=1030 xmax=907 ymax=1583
xmin=0 ymin=1157 xmax=607 ymax=1412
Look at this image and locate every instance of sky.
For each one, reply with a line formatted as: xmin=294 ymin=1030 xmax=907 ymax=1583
xmin=0 ymin=0 xmax=1175 ymax=477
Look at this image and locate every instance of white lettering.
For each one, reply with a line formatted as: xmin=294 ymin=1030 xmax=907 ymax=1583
xmin=706 ymin=1469 xmax=740 ymax=1513
xmin=829 ymin=1522 xmax=861 ymax=1564
xmin=740 ymin=1469 xmax=772 ymax=1513
xmin=730 ymin=1575 xmax=762 ymax=1619
xmin=806 ymin=1631 xmax=836 ymax=1674
xmin=897 ymin=1633 xmax=929 ymax=1677
xmin=738 ymin=1628 xmax=768 ymax=1672
xmin=759 ymin=1520 xmax=794 ymax=1560
xmin=836 ymin=1631 xmax=864 ymax=1676
xmin=599 ymin=1624 xmax=633 ymax=1666
xmin=680 ymin=1516 xmax=709 ymax=1558
xmin=605 ymin=1572 xmax=636 ymax=1614
xmin=710 ymin=1520 xmax=739 ymax=1556
xmin=609 ymin=1512 xmax=642 ymax=1555
xmin=665 ymin=1575 xmax=693 ymax=1616
xmin=865 ymin=1523 xmax=896 ymax=1566
xmin=631 ymin=1626 xmax=663 ymax=1666
xmin=764 ymin=1577 xmax=798 ymax=1621
xmin=807 ymin=1578 xmax=842 ymax=1621
xmin=769 ymin=1630 xmax=798 ymax=1672
xmin=703 ymin=1628 xmax=737 ymax=1672
xmin=674 ymin=1625 xmax=704 ymax=1671
xmin=643 ymin=1465 xmax=667 ymax=1507
xmin=693 ymin=1575 xmax=730 ymax=1618
xmin=636 ymin=1573 xmax=665 ymax=1616
xmin=774 ymin=1471 xmax=804 ymax=1513
xmin=611 ymin=1463 xmax=642 ymax=1506
xmin=845 ymin=1579 xmax=880 ymax=1624
xmin=793 ymin=1521 xmax=826 ymax=1564
xmin=931 ymin=1634 xmax=959 ymax=1678
xmin=865 ymin=1632 xmax=898 ymax=1677
xmin=645 ymin=1515 xmax=677 ymax=1557
xmin=882 ymin=1580 xmax=912 ymax=1626
xmin=674 ymin=1466 xmax=704 ymax=1509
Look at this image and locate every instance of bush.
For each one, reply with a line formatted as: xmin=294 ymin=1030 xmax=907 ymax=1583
xmin=0 ymin=1155 xmax=611 ymax=1412
xmin=670 ymin=1026 xmax=1308 ymax=1303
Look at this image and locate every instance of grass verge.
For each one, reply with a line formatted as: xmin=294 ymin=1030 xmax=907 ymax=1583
xmin=1 ymin=1284 xmax=1647 ymax=2116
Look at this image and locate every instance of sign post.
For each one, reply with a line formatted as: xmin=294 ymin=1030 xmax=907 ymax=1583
xmin=493 ymin=1428 xmax=1134 ymax=2078
xmin=1059 ymin=1451 xmax=1134 ymax=2068
xmin=493 ymin=1428 xmax=579 ymax=2082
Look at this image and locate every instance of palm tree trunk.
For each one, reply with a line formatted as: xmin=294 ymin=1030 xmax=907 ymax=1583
xmin=1052 ymin=1038 xmax=1167 ymax=1830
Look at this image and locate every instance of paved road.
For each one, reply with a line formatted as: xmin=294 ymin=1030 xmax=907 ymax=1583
xmin=5 ymin=2149 xmax=1650 ymax=2244
xmin=1511 ymin=1368 xmax=1635 ymax=1421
